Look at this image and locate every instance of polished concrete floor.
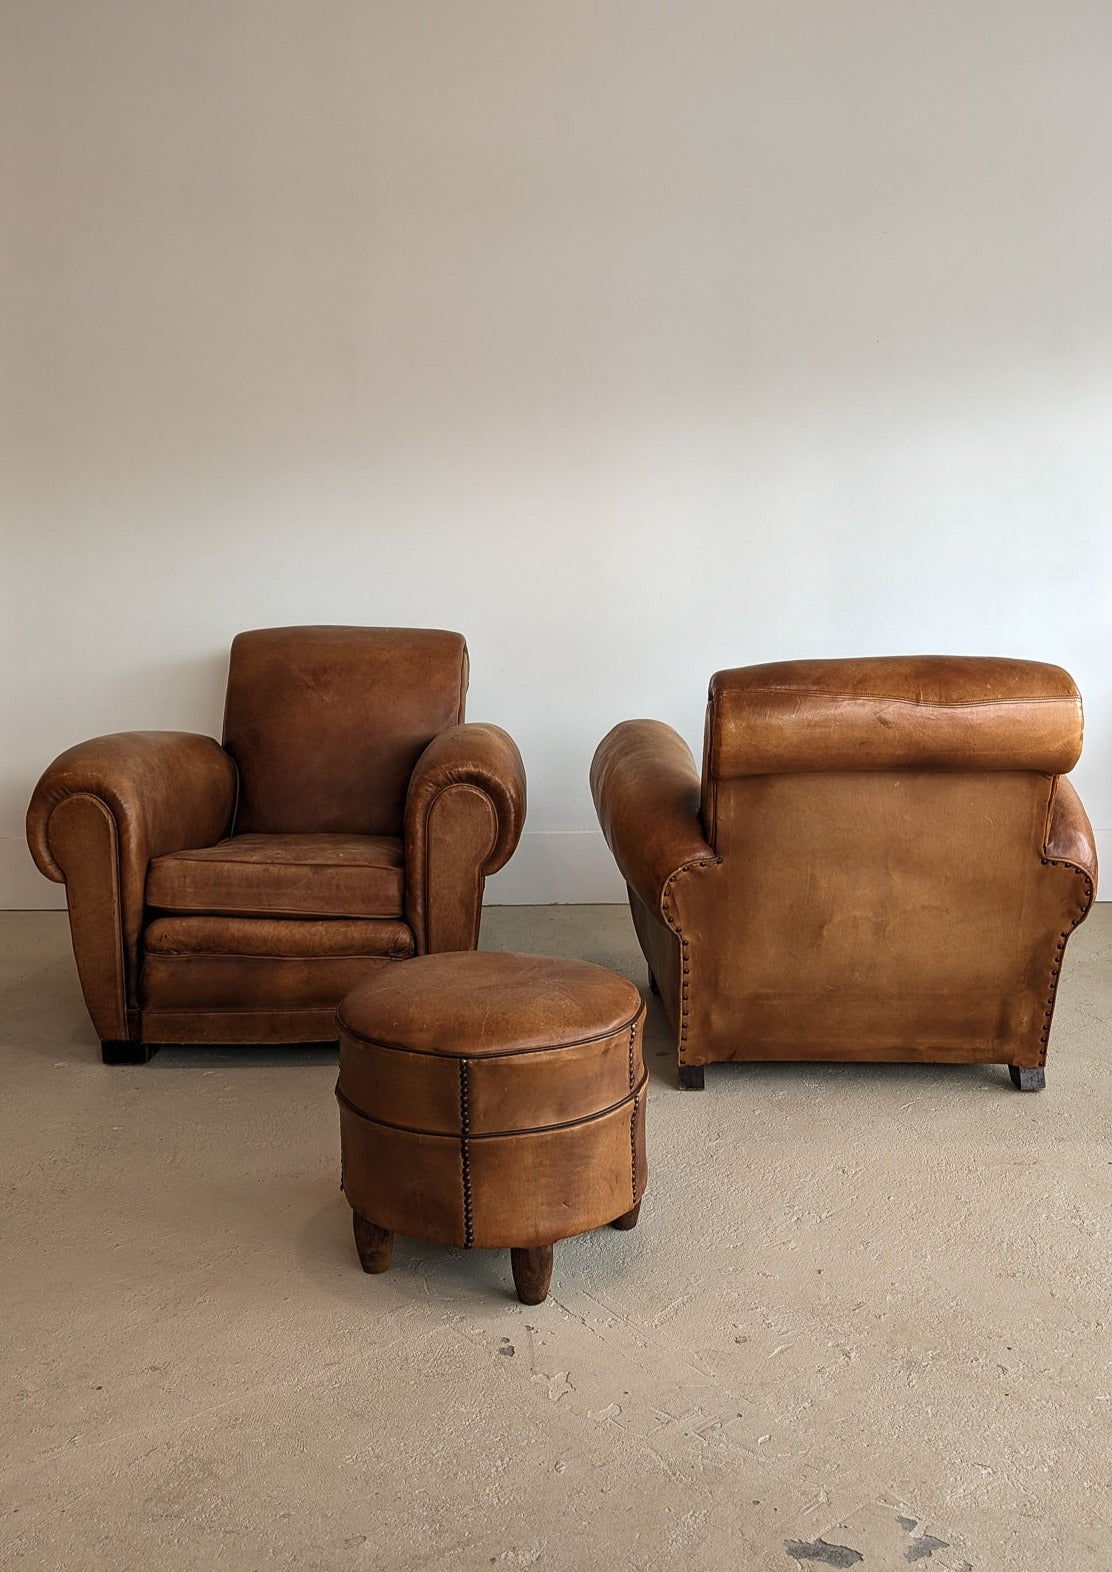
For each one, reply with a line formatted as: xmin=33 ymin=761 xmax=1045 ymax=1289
xmin=1 ymin=906 xmax=1110 ymax=1572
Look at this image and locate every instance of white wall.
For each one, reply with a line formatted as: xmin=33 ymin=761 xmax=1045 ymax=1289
xmin=3 ymin=2 xmax=1111 ymax=906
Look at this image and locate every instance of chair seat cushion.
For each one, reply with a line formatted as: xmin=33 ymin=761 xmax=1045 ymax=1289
xmin=146 ymin=833 xmax=405 ymax=920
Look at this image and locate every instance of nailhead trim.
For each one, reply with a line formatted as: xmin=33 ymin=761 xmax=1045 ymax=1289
xmin=629 ymin=1094 xmax=639 ymax=1206
xmin=458 ymin=1058 xmax=474 ymax=1249
xmin=1036 ymin=858 xmax=1094 ymax=1068
xmin=660 ymin=856 xmax=721 ymax=1066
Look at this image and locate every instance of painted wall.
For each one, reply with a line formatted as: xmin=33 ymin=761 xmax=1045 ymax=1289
xmin=4 ymin=2 xmax=1110 ymax=906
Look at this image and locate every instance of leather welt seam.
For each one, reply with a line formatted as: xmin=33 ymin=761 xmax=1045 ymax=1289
xmin=150 ymin=857 xmax=403 ymax=870
xmin=143 ymin=1004 xmax=374 ymax=1017
xmin=458 ymin=1058 xmax=473 ymax=1248
xmin=147 ymin=906 xmax=404 ymax=920
xmin=148 ymin=950 xmax=413 ymax=961
xmin=336 ymin=1015 xmax=644 ymax=1056
xmin=336 ymin=1074 xmax=649 ymax=1138
xmin=659 ymin=855 xmax=719 ymax=1065
xmin=723 ymin=691 xmax=1077 ymax=709
xmin=57 ymin=792 xmax=130 ymax=1033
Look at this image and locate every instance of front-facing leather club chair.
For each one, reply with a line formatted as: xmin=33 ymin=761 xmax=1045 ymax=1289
xmin=28 ymin=627 xmax=526 ymax=1063
xmin=591 ymin=656 xmax=1096 ymax=1092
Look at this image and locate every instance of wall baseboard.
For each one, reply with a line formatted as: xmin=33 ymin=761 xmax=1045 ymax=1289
xmin=3 ymin=826 xmax=1107 ymax=909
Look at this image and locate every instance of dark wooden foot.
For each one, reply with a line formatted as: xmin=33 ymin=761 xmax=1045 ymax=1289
xmin=510 ymin=1245 xmax=553 ymax=1304
xmin=101 ymin=1039 xmax=154 ymax=1065
xmin=610 ymin=1200 xmax=642 ymax=1231
xmin=352 ymin=1213 xmax=394 ymax=1273
xmin=648 ymin=969 xmax=660 ymax=996
xmin=1010 ymin=1065 xmax=1046 ymax=1093
xmin=678 ymin=1064 xmax=705 ymax=1091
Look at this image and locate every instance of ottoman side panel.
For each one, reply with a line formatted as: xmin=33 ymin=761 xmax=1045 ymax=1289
xmin=339 ymin=1106 xmax=467 ymax=1248
xmin=467 ymin=1091 xmax=647 ymax=1250
xmin=338 ymin=1037 xmax=462 ymax=1135
xmin=466 ymin=1012 xmax=645 ymax=1135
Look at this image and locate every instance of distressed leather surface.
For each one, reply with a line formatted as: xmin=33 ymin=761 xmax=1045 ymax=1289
xmin=337 ymin=952 xmax=647 ymax=1250
xmin=224 ymin=626 xmax=468 ymax=836
xmin=27 ymin=629 xmax=526 ymax=1052
xmin=147 ymin=833 xmax=405 ymax=919
xmin=592 ymin=656 xmax=1097 ymax=1079
xmin=26 ymin=731 xmax=237 ymax=1034
xmin=705 ymin=656 xmax=1083 ymax=783
xmin=404 ymin=722 xmax=527 ymax=953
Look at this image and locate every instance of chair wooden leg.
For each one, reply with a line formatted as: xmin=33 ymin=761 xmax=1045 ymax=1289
xmin=1010 ymin=1065 xmax=1046 ymax=1092
xmin=511 ymin=1245 xmax=553 ymax=1304
xmin=352 ymin=1213 xmax=394 ymax=1273
xmin=678 ymin=1064 xmax=705 ymax=1091
xmin=610 ymin=1200 xmax=642 ymax=1231
xmin=101 ymin=1039 xmax=154 ymax=1065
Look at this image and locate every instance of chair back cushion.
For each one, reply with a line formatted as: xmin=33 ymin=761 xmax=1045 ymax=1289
xmin=224 ymin=627 xmax=468 ymax=835
xmin=700 ymin=654 xmax=1081 ymax=839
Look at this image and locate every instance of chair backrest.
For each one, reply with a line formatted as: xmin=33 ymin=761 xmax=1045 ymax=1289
xmin=695 ymin=657 xmax=1084 ymax=1048
xmin=223 ymin=627 xmax=468 ymax=835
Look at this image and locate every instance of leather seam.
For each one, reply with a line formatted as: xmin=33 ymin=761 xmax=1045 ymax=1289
xmin=659 ymin=855 xmax=721 ymax=1066
xmin=150 ymin=855 xmax=402 ymax=869
xmin=421 ymin=782 xmax=498 ymax=953
xmin=718 ymin=691 xmax=1077 ymax=709
xmin=337 ymin=1074 xmax=649 ymax=1139
xmin=459 ymin=1059 xmax=474 ymax=1248
xmin=146 ymin=950 xmax=413 ymax=961
xmin=140 ymin=1005 xmax=377 ymax=1018
xmin=1035 ymin=857 xmax=1095 ymax=1068
xmin=50 ymin=792 xmax=130 ymax=1037
xmin=147 ymin=905 xmax=404 ymax=921
xmin=336 ymin=1014 xmax=644 ymax=1057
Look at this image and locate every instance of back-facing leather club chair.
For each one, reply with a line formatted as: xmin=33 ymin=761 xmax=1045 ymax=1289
xmin=591 ymin=656 xmax=1096 ymax=1092
xmin=28 ymin=627 xmax=526 ymax=1063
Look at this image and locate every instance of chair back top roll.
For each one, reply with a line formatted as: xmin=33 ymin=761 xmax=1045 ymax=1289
xmin=704 ymin=655 xmax=1082 ymax=781
xmin=224 ymin=626 xmax=468 ymax=835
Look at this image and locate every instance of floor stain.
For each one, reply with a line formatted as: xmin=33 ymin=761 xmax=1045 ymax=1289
xmin=784 ymin=1538 xmax=865 ymax=1568
xmin=906 ymin=1533 xmax=950 ymax=1562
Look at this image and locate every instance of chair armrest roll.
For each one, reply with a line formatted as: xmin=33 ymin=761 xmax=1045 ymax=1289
xmin=26 ymin=732 xmax=237 ymax=1034
xmin=405 ymin=723 xmax=527 ymax=952
xmin=590 ymin=721 xmax=716 ymax=914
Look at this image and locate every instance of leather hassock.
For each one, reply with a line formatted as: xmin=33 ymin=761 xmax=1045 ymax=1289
xmin=336 ymin=952 xmax=648 ymax=1252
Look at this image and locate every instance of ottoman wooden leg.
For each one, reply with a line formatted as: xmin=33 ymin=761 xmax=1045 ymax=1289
xmin=353 ymin=1213 xmax=394 ymax=1274
xmin=510 ymin=1245 xmax=553 ymax=1305
xmin=610 ymin=1200 xmax=642 ymax=1231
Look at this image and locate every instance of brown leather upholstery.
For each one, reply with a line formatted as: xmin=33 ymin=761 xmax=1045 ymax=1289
xmin=224 ymin=627 xmax=469 ymax=835
xmin=27 ymin=628 xmax=526 ymax=1059
xmin=592 ymin=656 xmax=1097 ymax=1090
xmin=147 ymin=834 xmax=406 ymax=919
xmin=336 ymin=953 xmax=648 ymax=1302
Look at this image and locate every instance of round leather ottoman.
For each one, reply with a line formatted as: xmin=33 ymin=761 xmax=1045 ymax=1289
xmin=335 ymin=951 xmax=648 ymax=1304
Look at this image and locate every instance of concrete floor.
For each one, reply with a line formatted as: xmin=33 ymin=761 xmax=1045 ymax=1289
xmin=1 ymin=907 xmax=1109 ymax=1572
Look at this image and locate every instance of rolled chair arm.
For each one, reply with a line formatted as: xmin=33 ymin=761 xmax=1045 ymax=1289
xmin=405 ymin=723 xmax=527 ymax=953
xmin=27 ymin=732 xmax=238 ymax=1039
xmin=590 ymin=721 xmax=716 ymax=914
xmin=1044 ymin=776 xmax=1098 ymax=892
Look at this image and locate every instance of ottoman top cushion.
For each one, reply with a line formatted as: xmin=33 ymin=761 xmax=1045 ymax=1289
xmin=337 ymin=951 xmax=641 ymax=1056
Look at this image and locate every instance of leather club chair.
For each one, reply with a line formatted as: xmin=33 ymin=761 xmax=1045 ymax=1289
xmin=591 ymin=656 xmax=1097 ymax=1092
xmin=27 ymin=626 xmax=526 ymax=1063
